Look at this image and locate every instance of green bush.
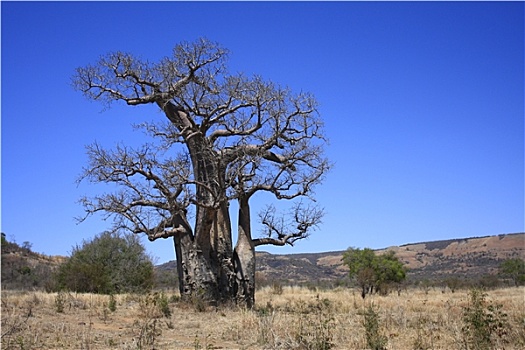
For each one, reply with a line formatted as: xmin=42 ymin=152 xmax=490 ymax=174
xmin=360 ymin=304 xmax=387 ymax=350
xmin=55 ymin=231 xmax=154 ymax=294
xmin=462 ymin=289 xmax=509 ymax=350
xmin=499 ymin=258 xmax=525 ymax=286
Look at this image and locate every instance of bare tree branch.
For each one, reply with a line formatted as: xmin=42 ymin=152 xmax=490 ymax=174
xmin=253 ymin=202 xmax=324 ymax=247
xmin=76 ymin=141 xmax=196 ymax=241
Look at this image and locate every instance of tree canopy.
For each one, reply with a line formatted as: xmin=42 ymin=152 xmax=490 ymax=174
xmin=342 ymin=247 xmax=406 ymax=298
xmin=73 ymin=38 xmax=331 ymax=306
xmin=499 ymin=258 xmax=525 ymax=287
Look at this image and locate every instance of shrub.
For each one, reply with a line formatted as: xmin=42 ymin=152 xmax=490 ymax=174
xmin=461 ymin=288 xmax=509 ymax=350
xmin=108 ymin=294 xmax=117 ymax=312
xmin=499 ymin=258 xmax=525 ymax=286
xmin=156 ymin=292 xmax=171 ymax=318
xmin=55 ymin=291 xmax=67 ymax=313
xmin=360 ymin=304 xmax=387 ymax=350
xmin=295 ymin=313 xmax=334 ymax=350
xmin=55 ymin=231 xmax=154 ymax=294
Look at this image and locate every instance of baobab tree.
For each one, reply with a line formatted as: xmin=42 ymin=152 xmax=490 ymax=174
xmin=74 ymin=38 xmax=331 ymax=307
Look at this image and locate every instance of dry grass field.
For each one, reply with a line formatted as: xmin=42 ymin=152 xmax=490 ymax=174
xmin=2 ymin=286 xmax=524 ymax=349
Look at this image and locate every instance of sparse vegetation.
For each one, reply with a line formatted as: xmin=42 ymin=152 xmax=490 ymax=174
xmin=54 ymin=290 xmax=66 ymax=313
xmin=1 ymin=287 xmax=524 ymax=349
xmin=1 ymin=234 xmax=59 ymax=291
xmin=131 ymin=293 xmax=171 ymax=349
xmin=2 ymin=234 xmax=524 ymax=348
xmin=108 ymin=293 xmax=117 ymax=312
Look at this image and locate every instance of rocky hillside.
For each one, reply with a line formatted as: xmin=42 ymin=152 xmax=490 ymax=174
xmin=254 ymin=232 xmax=524 ymax=284
xmin=1 ymin=235 xmax=66 ymax=290
xmin=3 ymin=232 xmax=523 ymax=290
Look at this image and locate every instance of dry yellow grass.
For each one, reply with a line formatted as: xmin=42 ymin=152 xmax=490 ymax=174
xmin=1 ymin=286 xmax=524 ymax=349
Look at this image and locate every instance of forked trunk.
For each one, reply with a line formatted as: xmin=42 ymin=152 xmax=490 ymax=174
xmin=162 ymin=102 xmax=236 ymax=304
xmin=185 ymin=144 xmax=235 ymax=303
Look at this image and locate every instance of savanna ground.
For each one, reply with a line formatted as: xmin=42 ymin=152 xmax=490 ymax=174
xmin=2 ymin=286 xmax=524 ymax=350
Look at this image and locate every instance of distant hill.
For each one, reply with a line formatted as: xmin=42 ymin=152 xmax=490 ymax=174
xmin=254 ymin=232 xmax=525 ymax=284
xmin=1 ymin=234 xmax=66 ymax=290
xmin=2 ymin=232 xmax=523 ymax=290
xmin=157 ymin=232 xmax=524 ymax=286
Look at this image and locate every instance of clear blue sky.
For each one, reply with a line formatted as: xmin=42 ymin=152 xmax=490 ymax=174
xmin=2 ymin=1 xmax=523 ymax=264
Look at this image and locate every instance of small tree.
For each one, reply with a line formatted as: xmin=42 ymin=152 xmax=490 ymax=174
xmin=444 ymin=276 xmax=462 ymax=293
xmin=342 ymin=248 xmax=377 ymax=298
xmin=499 ymin=258 xmax=525 ymax=286
xmin=374 ymin=250 xmax=406 ymax=294
xmin=342 ymin=248 xmax=406 ymax=298
xmin=56 ymin=231 xmax=154 ymax=293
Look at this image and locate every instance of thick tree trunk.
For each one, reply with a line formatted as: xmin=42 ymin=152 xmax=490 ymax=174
xmin=162 ymin=102 xmax=236 ymax=304
xmin=194 ymin=201 xmax=235 ymax=304
xmin=189 ymin=141 xmax=235 ymax=304
xmin=173 ymin=236 xmax=185 ymax=296
xmin=233 ymin=196 xmax=256 ymax=308
xmin=173 ymin=231 xmax=218 ymax=300
xmin=209 ymin=201 xmax=235 ymax=300
xmin=169 ymin=212 xmax=218 ymax=301
xmin=185 ymin=142 xmax=236 ymax=303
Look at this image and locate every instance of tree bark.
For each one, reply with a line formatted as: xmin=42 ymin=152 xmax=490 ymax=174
xmin=233 ymin=196 xmax=256 ymax=308
xmin=162 ymin=101 xmax=235 ymax=303
xmin=194 ymin=201 xmax=235 ymax=303
xmin=173 ymin=230 xmax=218 ymax=300
xmin=168 ymin=212 xmax=218 ymax=301
xmin=188 ymin=143 xmax=235 ymax=304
